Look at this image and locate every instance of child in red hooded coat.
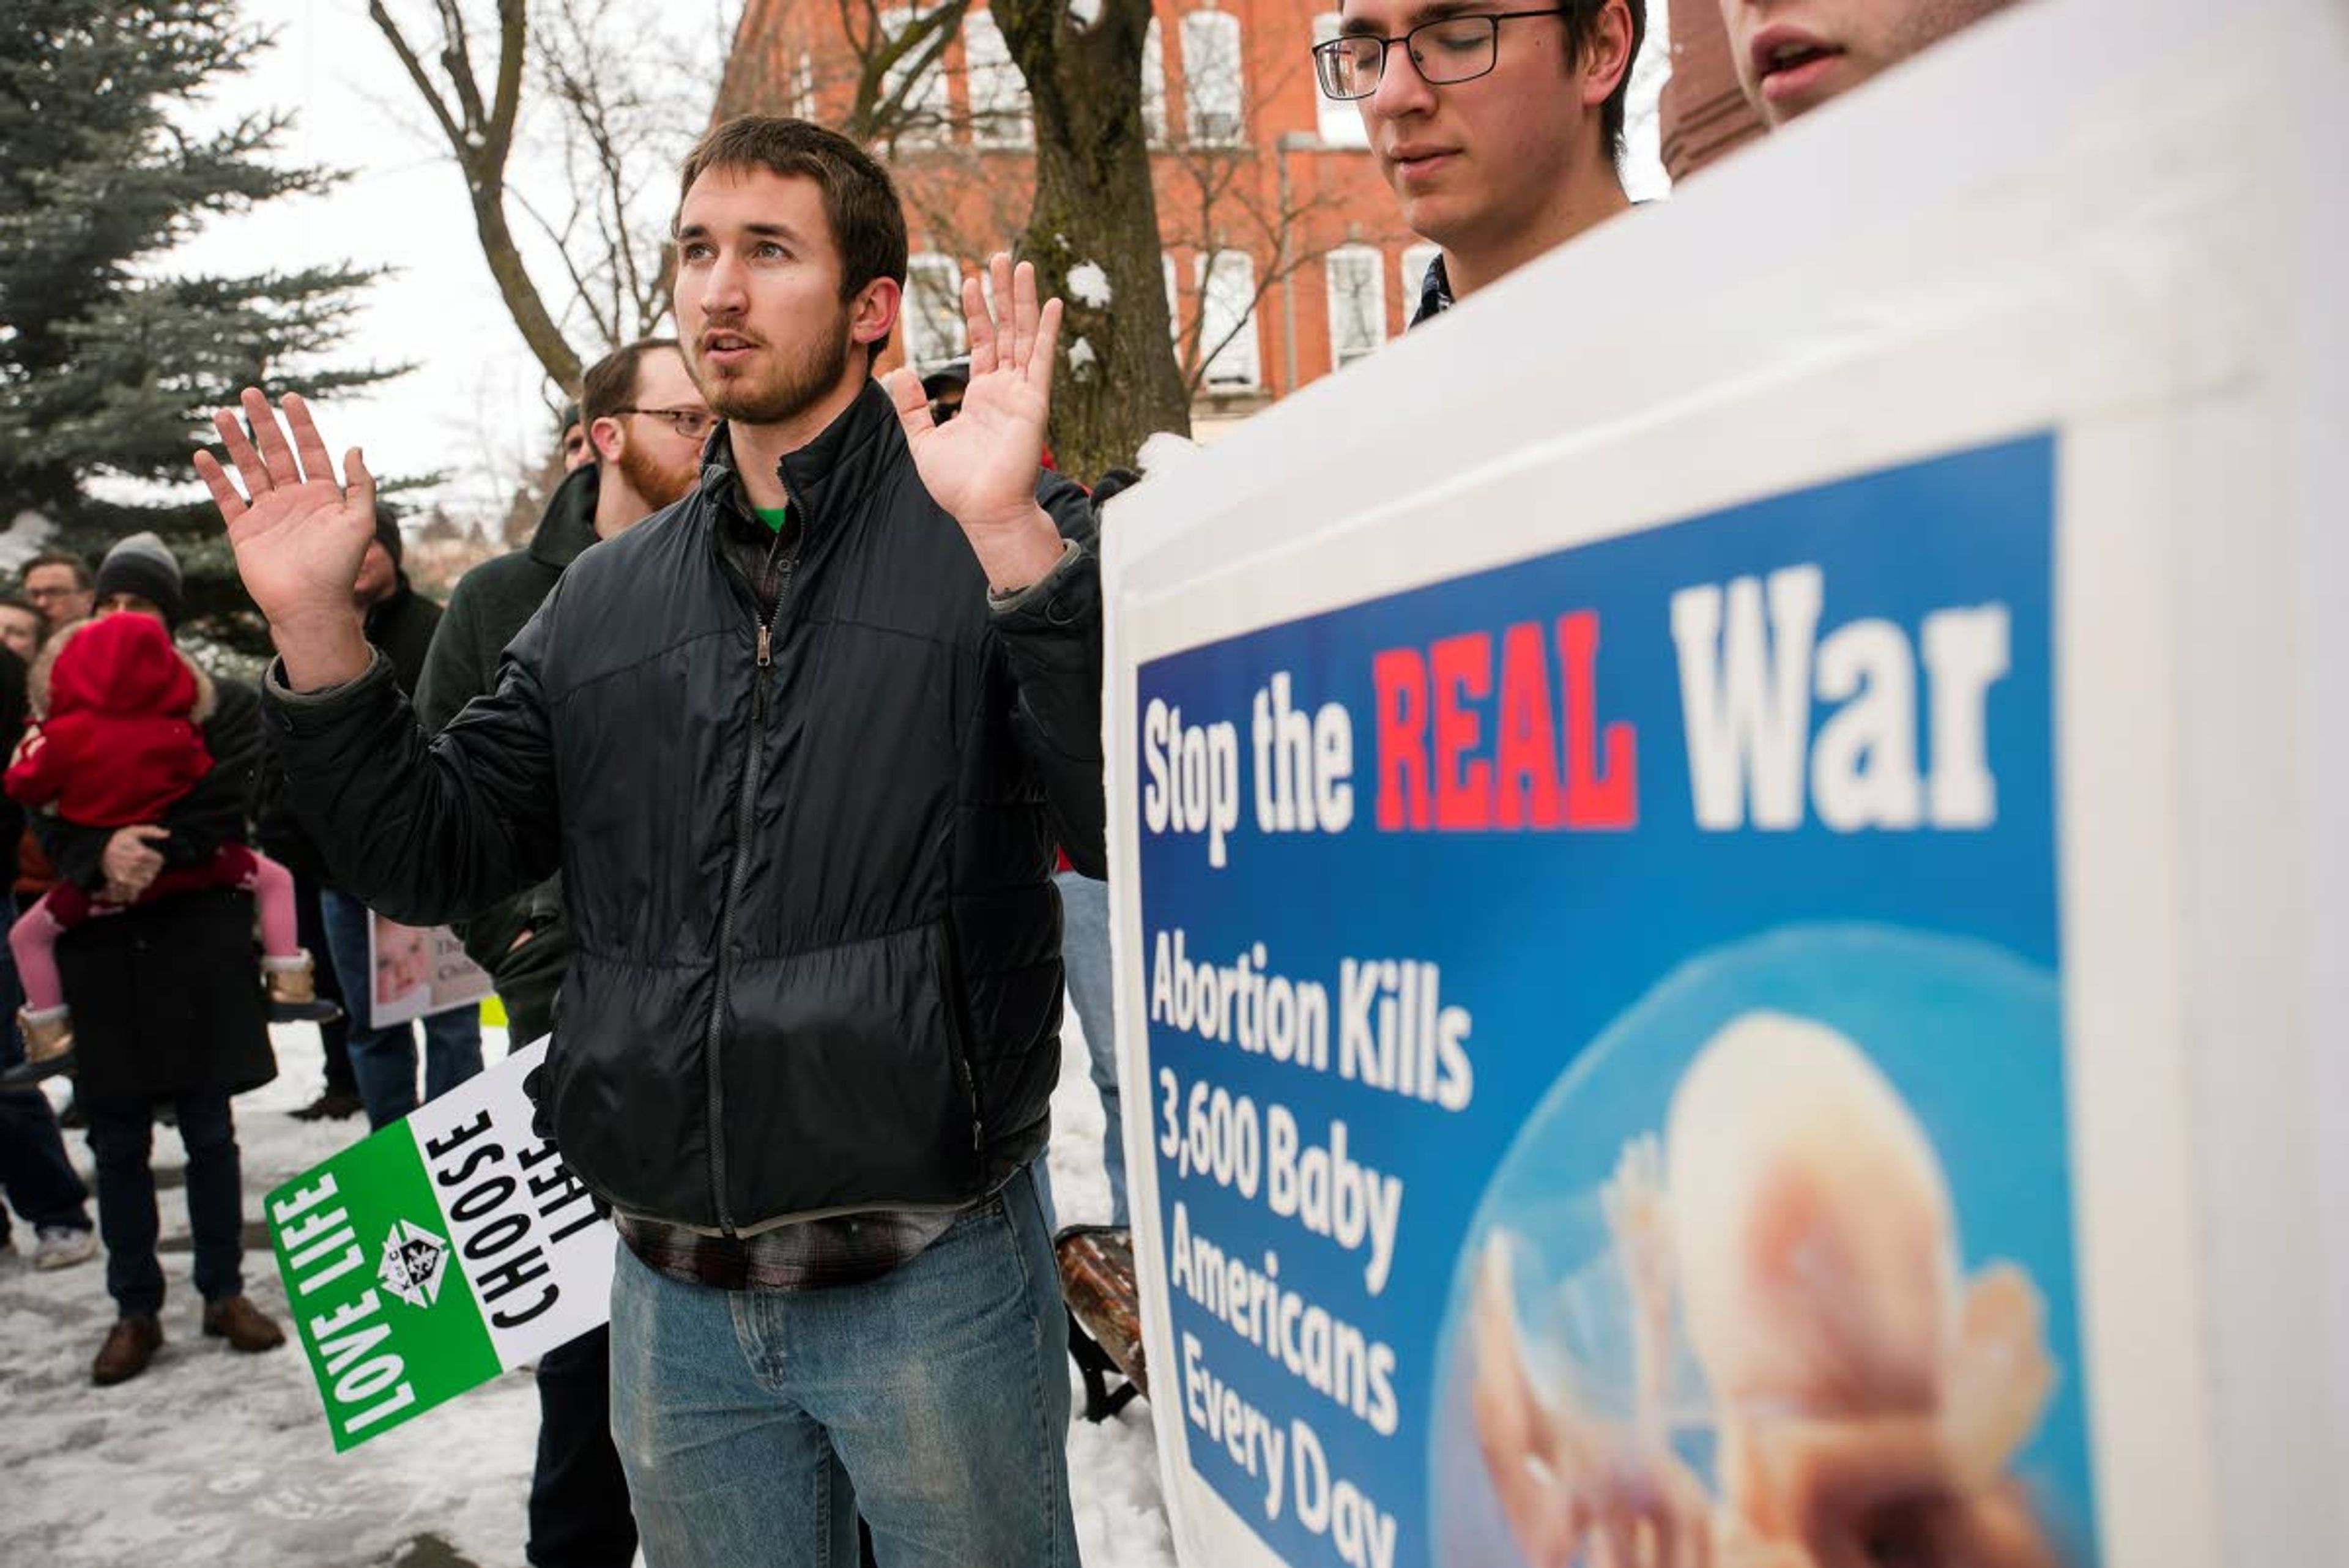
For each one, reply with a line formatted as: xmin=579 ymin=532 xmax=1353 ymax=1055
xmin=2 ymin=612 xmax=338 ymax=1082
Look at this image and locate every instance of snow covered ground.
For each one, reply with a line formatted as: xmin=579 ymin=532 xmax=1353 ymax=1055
xmin=0 ymin=1016 xmax=1177 ymax=1567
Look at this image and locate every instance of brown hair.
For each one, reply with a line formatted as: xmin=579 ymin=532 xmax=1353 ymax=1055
xmin=676 ymin=117 xmax=910 ymax=357
xmin=581 ymin=338 xmax=683 ymax=429
xmin=21 ymin=551 xmax=92 ymax=590
xmin=1559 ymin=0 xmax=1646 ymax=167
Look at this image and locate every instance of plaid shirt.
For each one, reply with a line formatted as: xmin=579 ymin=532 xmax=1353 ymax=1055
xmin=1409 ymin=251 xmax=1454 ymax=329
xmin=617 ymin=1205 xmax=965 ymax=1292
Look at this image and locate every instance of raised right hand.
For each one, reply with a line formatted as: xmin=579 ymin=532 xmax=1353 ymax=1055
xmin=193 ymin=388 xmax=375 ymax=688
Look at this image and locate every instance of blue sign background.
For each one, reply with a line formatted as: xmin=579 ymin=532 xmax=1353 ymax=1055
xmin=1132 ymin=434 xmax=2096 ymax=1566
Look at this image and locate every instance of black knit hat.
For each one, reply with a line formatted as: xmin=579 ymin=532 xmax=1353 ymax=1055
xmin=373 ymin=507 xmax=404 ymax=569
xmin=92 ymin=531 xmax=184 ymax=628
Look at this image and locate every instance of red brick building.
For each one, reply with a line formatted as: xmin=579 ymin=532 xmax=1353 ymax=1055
xmin=1658 ymin=2 xmax=1766 ymax=182
xmin=718 ymin=1 xmax=1424 ymax=414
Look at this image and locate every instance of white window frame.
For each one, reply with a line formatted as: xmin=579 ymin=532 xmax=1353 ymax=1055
xmin=1142 ymin=18 xmax=1168 ymax=144
xmin=1181 ymin=9 xmax=1245 ymax=147
xmin=1195 ymin=249 xmax=1261 ymax=390
xmin=962 ymin=10 xmax=1031 ymax=148
xmin=1310 ymin=15 xmax=1368 ymax=147
xmin=1324 ymin=244 xmax=1386 ymax=369
xmin=902 ymin=253 xmax=968 ymax=370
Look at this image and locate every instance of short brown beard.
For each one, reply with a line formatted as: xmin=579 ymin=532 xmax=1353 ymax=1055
xmin=697 ymin=302 xmax=856 ymax=428
xmin=615 ymin=436 xmax=700 ymax=512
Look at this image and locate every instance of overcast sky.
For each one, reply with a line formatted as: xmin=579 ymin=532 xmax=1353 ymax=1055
xmin=163 ymin=0 xmax=734 ymax=520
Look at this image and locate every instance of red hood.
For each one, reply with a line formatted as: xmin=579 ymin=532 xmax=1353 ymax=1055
xmin=46 ymin=612 xmax=198 ymax=721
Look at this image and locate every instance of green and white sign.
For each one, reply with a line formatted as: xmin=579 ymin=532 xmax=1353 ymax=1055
xmin=265 ymin=1039 xmax=614 ymax=1451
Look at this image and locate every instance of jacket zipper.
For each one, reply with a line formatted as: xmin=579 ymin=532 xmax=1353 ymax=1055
xmin=703 ymin=524 xmax=795 ymax=1235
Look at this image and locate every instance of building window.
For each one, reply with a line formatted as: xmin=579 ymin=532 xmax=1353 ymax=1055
xmin=1142 ymin=18 xmax=1168 ymax=143
xmin=792 ymin=50 xmax=816 ymax=117
xmin=903 ymin=253 xmax=967 ymax=370
xmin=1196 ymin=250 xmax=1260 ymax=389
xmin=1163 ymin=253 xmax=1181 ymax=342
xmin=879 ymin=7 xmax=952 ymax=146
xmin=1400 ymin=241 xmax=1442 ymax=322
xmin=1324 ymin=245 xmax=1386 ymax=368
xmin=963 ymin=11 xmax=1031 ymax=147
xmin=1310 ymin=15 xmax=1368 ymax=147
xmin=1181 ymin=10 xmax=1245 ymax=146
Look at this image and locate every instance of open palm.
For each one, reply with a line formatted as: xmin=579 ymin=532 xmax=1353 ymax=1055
xmin=193 ymin=388 xmax=375 ymax=634
xmin=889 ymin=253 xmax=1061 ymax=540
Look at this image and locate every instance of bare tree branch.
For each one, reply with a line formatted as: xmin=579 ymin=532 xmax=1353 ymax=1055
xmin=368 ymin=0 xmax=581 ymax=388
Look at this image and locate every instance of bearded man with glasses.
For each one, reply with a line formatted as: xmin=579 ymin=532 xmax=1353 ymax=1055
xmin=1316 ymin=0 xmax=1643 ymax=324
xmin=407 ymin=334 xmax=711 ymax=1568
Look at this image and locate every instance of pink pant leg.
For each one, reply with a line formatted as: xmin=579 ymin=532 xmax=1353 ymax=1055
xmin=245 ymin=850 xmax=301 ymax=960
xmin=9 ymin=893 xmax=72 ymax=1015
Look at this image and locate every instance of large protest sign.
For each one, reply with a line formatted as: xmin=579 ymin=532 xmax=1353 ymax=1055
xmin=1102 ymin=1 xmax=2348 ymax=1565
xmin=265 ymin=1041 xmax=613 ymax=1452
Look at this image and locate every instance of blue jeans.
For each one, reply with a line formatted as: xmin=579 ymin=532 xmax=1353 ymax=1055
xmin=84 ymin=1086 xmax=242 ymax=1317
xmin=1055 ymin=869 xmax=1126 ymax=1227
xmin=320 ymin=888 xmax=483 ymax=1130
xmin=0 ymin=924 xmax=95 ymax=1246
xmin=608 ymin=1166 xmax=1078 ymax=1568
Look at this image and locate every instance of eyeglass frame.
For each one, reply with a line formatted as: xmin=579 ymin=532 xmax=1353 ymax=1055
xmin=1312 ymin=8 xmax=1572 ymax=101
xmin=611 ymin=406 xmax=718 ymax=440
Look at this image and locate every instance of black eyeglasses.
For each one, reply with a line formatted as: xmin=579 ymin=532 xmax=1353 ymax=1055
xmin=1312 ymin=9 xmax=1569 ymax=100
xmin=615 ymin=406 xmax=718 ymax=440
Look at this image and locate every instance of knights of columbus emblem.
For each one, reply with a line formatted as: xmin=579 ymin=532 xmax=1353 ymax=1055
xmin=378 ymin=1218 xmax=451 ymax=1309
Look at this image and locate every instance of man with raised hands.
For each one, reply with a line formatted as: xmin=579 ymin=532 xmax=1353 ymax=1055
xmin=196 ymin=116 xmax=1099 ymax=1568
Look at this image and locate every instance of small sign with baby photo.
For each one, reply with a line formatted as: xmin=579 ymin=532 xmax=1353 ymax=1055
xmin=365 ymin=913 xmax=493 ymax=1028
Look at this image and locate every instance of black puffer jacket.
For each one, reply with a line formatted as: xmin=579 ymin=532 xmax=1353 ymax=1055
xmin=414 ymin=460 xmax=603 ymax=978
xmin=267 ymin=382 xmax=1104 ymax=1233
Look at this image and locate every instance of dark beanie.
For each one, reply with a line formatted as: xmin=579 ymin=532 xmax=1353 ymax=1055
xmin=1089 ymin=467 xmax=1143 ymax=509
xmin=93 ymin=531 xmax=184 ymax=628
xmin=373 ymin=508 xmax=404 ymax=569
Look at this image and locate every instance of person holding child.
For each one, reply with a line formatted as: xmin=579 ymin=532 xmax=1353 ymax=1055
xmin=3 ymin=608 xmax=339 ymax=1084
xmin=24 ymin=533 xmax=289 ymax=1384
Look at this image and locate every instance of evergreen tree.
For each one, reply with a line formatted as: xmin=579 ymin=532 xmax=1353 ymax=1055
xmin=0 ymin=0 xmax=395 ymax=658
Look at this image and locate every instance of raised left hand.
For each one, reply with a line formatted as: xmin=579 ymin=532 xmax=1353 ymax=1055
xmin=886 ymin=253 xmax=1068 ymax=593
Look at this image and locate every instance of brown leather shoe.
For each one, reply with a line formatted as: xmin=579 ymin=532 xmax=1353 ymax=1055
xmin=92 ymin=1316 xmax=163 ymax=1386
xmin=201 ymin=1295 xmax=285 ymax=1353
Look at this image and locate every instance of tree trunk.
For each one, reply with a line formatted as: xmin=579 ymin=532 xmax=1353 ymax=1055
xmin=469 ymin=178 xmax=583 ymax=392
xmin=992 ymin=0 xmax=1190 ymax=483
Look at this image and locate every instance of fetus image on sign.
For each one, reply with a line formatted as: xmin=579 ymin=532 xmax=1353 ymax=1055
xmin=1466 ymin=1012 xmax=2063 ymax=1567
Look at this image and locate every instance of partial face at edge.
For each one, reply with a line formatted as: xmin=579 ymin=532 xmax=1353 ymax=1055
xmin=0 ymin=606 xmax=40 ymax=662
xmin=1721 ymin=0 xmax=2016 ymax=127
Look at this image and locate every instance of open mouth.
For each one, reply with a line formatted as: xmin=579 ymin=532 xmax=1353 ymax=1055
xmin=1764 ymin=40 xmax=1839 ymax=74
xmin=700 ymin=332 xmax=758 ymax=365
xmin=1751 ymin=30 xmax=1847 ymax=103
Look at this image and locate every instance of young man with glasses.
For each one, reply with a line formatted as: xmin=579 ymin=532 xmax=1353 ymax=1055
xmin=21 ymin=552 xmax=95 ymax=631
xmin=1316 ymin=0 xmax=1644 ymax=324
xmin=1719 ymin=0 xmax=2016 ymax=127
